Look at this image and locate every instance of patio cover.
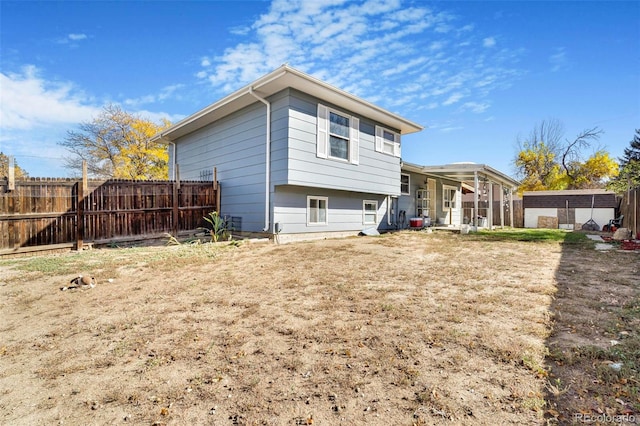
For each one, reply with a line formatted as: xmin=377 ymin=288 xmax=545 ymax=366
xmin=402 ymin=162 xmax=520 ymax=228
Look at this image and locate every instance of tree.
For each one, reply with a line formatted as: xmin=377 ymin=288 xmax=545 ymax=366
xmin=514 ymin=141 xmax=565 ymax=191
xmin=59 ymin=104 xmax=172 ymax=179
xmin=513 ymin=119 xmax=618 ymax=192
xmin=568 ymin=150 xmax=619 ymax=189
xmin=0 ymin=152 xmax=29 ymax=179
xmin=607 ymin=129 xmax=640 ymax=192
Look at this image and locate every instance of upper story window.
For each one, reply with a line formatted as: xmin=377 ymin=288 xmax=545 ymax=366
xmin=400 ymin=173 xmax=410 ymax=195
xmin=317 ymin=104 xmax=359 ymax=165
xmin=329 ymin=111 xmax=350 ymax=160
xmin=375 ymin=125 xmax=400 ymax=158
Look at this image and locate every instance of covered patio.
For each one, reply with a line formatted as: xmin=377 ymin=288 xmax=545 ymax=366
xmin=409 ymin=163 xmax=520 ymax=229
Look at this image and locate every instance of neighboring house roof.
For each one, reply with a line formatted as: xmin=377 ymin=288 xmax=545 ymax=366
xmin=402 ymin=162 xmax=520 ymax=189
xmin=151 ymin=64 xmax=423 ymax=143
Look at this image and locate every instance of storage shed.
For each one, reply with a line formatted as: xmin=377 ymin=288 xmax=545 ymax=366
xmin=523 ymin=189 xmax=617 ymax=230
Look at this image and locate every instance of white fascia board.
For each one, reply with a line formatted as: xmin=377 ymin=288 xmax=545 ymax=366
xmin=151 ymin=65 xmax=423 ymax=143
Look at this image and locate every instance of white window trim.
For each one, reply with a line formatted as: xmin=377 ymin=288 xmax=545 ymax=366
xmin=443 ymin=185 xmax=458 ymax=210
xmin=416 ymin=189 xmax=429 ymax=217
xmin=363 ymin=200 xmax=378 ymax=225
xmin=400 ymin=173 xmax=410 ymax=195
xmin=307 ymin=195 xmax=328 ymax=226
xmin=317 ymin=104 xmax=359 ymax=165
xmin=375 ymin=125 xmax=401 ymax=158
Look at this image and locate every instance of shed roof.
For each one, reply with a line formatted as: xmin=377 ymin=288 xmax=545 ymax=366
xmin=151 ymin=64 xmax=423 ymax=143
xmin=522 ymin=190 xmax=618 ymax=209
xmin=523 ymin=189 xmax=615 ymax=196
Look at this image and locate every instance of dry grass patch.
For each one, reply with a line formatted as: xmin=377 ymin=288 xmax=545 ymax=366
xmin=1 ymin=230 xmax=631 ymax=425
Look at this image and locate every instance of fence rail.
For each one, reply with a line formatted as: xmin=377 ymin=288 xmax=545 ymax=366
xmin=0 ymin=178 xmax=219 ymax=255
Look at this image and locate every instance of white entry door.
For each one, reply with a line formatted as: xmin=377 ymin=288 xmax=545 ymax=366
xmin=442 ymin=185 xmax=460 ymax=226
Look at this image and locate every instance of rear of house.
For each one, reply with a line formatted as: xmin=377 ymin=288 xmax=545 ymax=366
xmin=152 ymin=65 xmax=422 ymax=241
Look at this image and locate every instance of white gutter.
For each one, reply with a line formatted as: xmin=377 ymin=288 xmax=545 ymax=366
xmin=248 ymin=87 xmax=271 ymax=233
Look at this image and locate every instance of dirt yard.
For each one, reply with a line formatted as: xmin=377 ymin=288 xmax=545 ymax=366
xmin=0 ymin=230 xmax=638 ymax=425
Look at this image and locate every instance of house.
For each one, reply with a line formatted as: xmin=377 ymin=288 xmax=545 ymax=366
xmin=399 ymin=162 xmax=520 ymax=229
xmin=523 ymin=189 xmax=617 ymax=230
xmin=151 ymin=65 xmax=423 ymax=242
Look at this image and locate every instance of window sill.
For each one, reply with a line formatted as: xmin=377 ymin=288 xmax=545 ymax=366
xmin=327 ymin=155 xmax=351 ymax=164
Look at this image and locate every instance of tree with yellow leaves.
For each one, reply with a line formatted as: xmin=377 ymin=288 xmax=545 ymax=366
xmin=514 ymin=119 xmax=618 ymax=192
xmin=0 ymin=152 xmax=29 ymax=179
xmin=59 ymin=104 xmax=171 ymax=179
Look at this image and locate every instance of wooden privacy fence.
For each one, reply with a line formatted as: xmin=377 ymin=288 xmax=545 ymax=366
xmin=619 ymin=187 xmax=640 ymax=239
xmin=0 ymin=178 xmax=219 ymax=255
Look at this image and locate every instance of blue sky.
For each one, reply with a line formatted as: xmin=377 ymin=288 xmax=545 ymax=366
xmin=1 ymin=0 xmax=638 ymax=178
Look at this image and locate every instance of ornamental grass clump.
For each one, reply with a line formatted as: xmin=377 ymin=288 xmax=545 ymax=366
xmin=203 ymin=211 xmax=230 ymax=242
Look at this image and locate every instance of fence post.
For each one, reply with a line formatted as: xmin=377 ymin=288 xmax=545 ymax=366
xmin=8 ymin=156 xmax=15 ymax=191
xmin=172 ymin=165 xmax=180 ymax=237
xmin=82 ymin=161 xmax=88 ymax=193
xmin=76 ymin=184 xmax=84 ymax=251
xmin=75 ymin=161 xmax=88 ymax=250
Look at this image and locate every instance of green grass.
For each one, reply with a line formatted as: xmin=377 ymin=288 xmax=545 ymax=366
xmin=467 ymin=228 xmax=590 ymax=244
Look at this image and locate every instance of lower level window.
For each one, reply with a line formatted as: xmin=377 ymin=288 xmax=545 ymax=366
xmin=363 ymin=200 xmax=378 ymax=224
xmin=307 ymin=196 xmax=328 ymax=225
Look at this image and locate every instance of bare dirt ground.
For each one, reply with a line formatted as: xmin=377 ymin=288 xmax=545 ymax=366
xmin=0 ymin=230 xmax=637 ymax=425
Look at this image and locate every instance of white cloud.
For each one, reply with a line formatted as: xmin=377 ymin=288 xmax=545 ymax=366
xmin=440 ymin=126 xmax=463 ymax=133
xmin=198 ymin=0 xmax=522 ymax=116
xmin=56 ymin=33 xmax=89 ymax=44
xmin=461 ymin=101 xmax=490 ymax=113
xmin=135 ymin=109 xmax=185 ymax=125
xmin=442 ymin=92 xmax=464 ymax=106
xmin=549 ymin=47 xmax=568 ymax=72
xmin=0 ymin=65 xmax=101 ymax=130
xmin=483 ymin=37 xmax=496 ymax=48
xmin=123 ymin=83 xmax=185 ymax=107
xmin=68 ymin=33 xmax=88 ymax=41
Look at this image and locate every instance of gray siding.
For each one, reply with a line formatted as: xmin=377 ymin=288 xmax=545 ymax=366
xmin=172 ymin=102 xmax=272 ymax=233
xmin=397 ymin=171 xmax=422 ymax=226
xmin=282 ymin=90 xmax=401 ymax=196
xmin=273 ymin=185 xmax=392 ymax=234
xmin=172 ymin=87 xmax=403 ymax=234
xmin=398 ymin=171 xmax=463 ymax=227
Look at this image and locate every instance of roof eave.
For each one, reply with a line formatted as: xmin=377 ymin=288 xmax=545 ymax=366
xmin=151 ymin=65 xmax=423 ymax=143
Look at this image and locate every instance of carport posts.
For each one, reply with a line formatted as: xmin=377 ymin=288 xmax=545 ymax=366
xmin=474 ymin=171 xmax=479 ymax=228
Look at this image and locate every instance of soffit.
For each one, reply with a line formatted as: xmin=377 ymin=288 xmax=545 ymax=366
xmin=153 ymin=65 xmax=423 ymax=142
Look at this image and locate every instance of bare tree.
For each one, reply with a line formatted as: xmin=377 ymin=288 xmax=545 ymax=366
xmin=514 ymin=118 xmax=565 ymax=184
xmin=560 ymin=127 xmax=604 ymax=184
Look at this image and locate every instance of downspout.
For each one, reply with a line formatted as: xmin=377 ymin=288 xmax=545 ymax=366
xmin=248 ymin=87 xmax=271 ymax=233
xmin=168 ymin=141 xmax=176 ymax=181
